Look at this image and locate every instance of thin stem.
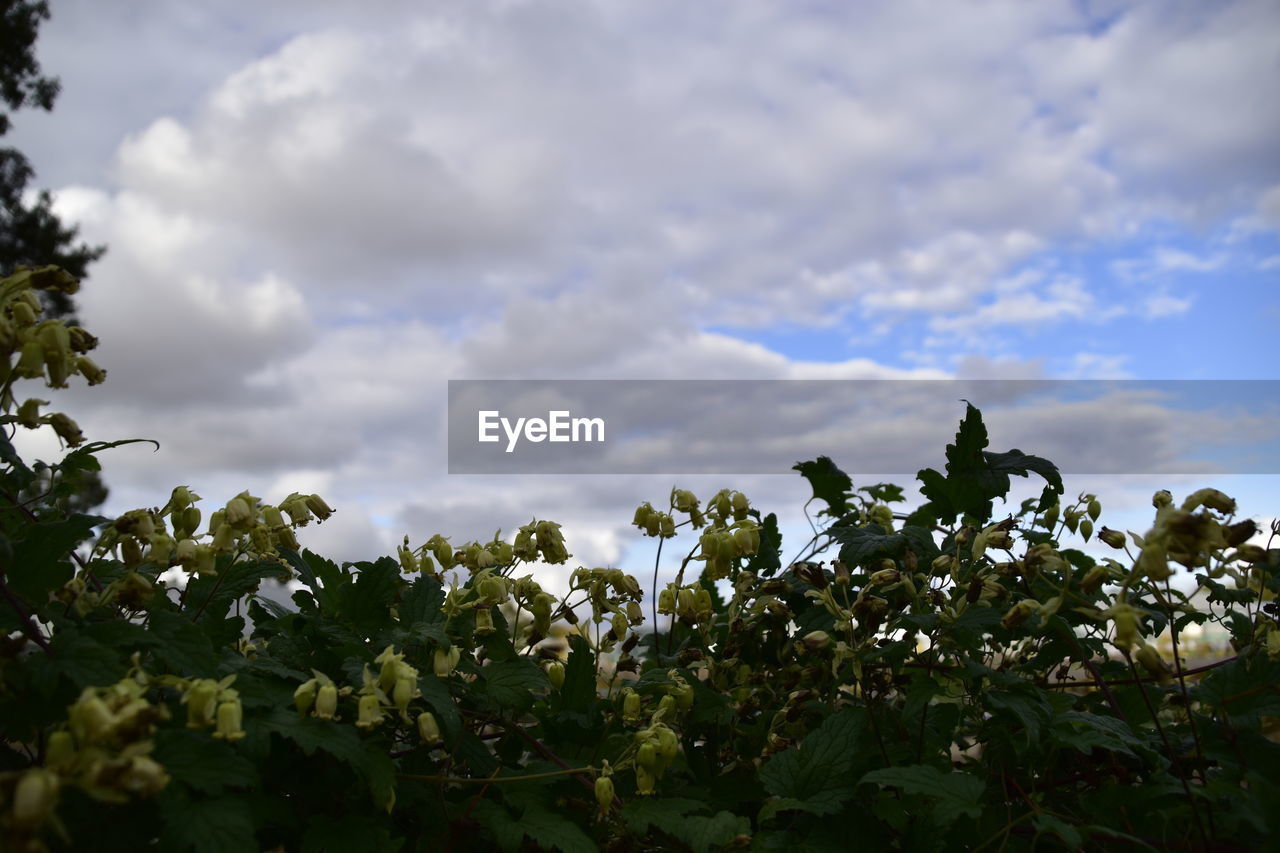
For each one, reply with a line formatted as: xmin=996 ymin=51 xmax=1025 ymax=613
xmin=0 ymin=572 xmax=50 ymax=651
xmin=1123 ymin=652 xmax=1209 ymax=851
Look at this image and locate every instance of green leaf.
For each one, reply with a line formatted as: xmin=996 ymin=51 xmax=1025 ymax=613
xmin=279 ymin=548 xmax=345 ymax=609
xmin=552 ymin=633 xmax=598 ymax=719
xmin=1050 ymin=711 xmax=1142 ymax=758
xmin=513 ymin=806 xmax=596 ymax=853
xmin=985 ymin=687 xmax=1052 ymax=745
xmin=860 ymin=764 xmax=983 ymax=825
xmin=1033 ymin=814 xmax=1083 ymax=848
xmin=338 ymin=557 xmax=401 ymax=627
xmin=417 ymin=674 xmax=462 ymax=739
xmin=398 ymin=574 xmax=445 ymax=626
xmin=158 ymin=791 xmax=257 ymax=853
xmin=914 ymin=402 xmax=1062 ymax=524
xmin=760 ymin=708 xmax=866 ymax=815
xmin=1197 ymin=656 xmax=1280 ymax=720
xmin=7 ymin=514 xmax=100 ymax=602
xmin=44 ymin=627 xmax=127 ymax=689
xmin=746 ymin=511 xmax=783 ymax=576
xmin=860 ymin=483 xmax=905 ymax=503
xmin=479 ymin=658 xmax=547 ymax=711
xmin=672 ymin=811 xmax=752 ymax=852
xmin=833 ymin=523 xmax=905 ymax=567
xmin=621 ymin=797 xmax=709 ymax=835
xmin=793 ymin=456 xmax=852 ymax=517
xmin=302 ymin=815 xmax=401 ymax=853
xmin=154 ymin=729 xmax=259 ymax=794
xmin=148 ymin=609 xmax=218 ymax=677
xmin=185 ymin=558 xmax=282 ymax=623
xmin=261 ymin=709 xmax=395 ymax=810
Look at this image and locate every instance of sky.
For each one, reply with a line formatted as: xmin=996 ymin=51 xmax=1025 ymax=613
xmin=8 ymin=0 xmax=1279 ymax=596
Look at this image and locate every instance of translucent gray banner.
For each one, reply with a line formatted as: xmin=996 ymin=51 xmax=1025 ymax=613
xmin=447 ymin=380 xmax=1280 ymax=475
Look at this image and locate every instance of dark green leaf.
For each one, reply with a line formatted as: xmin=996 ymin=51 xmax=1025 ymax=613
xmin=8 ymin=514 xmax=99 ymax=601
xmin=861 ymin=764 xmax=983 ymax=825
xmin=148 ymin=609 xmax=218 ymax=677
xmin=793 ymin=456 xmax=852 ymax=517
xmin=746 ymin=512 xmax=783 ymax=576
xmin=479 ymin=658 xmax=546 ymax=711
xmin=154 ymin=729 xmax=259 ymax=794
xmin=158 ymin=791 xmax=257 ymax=853
xmin=760 ymin=708 xmax=866 ymax=815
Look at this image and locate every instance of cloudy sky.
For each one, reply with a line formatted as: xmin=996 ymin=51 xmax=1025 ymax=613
xmin=9 ymin=0 xmax=1279 ymax=591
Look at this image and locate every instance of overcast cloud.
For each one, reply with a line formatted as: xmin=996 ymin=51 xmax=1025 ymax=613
xmin=8 ymin=0 xmax=1278 ymax=586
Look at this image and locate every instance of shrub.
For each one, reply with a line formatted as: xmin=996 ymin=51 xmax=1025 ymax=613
xmin=1 ymin=266 xmax=1278 ymax=851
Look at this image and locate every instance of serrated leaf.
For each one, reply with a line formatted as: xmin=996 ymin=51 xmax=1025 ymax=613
xmin=760 ymin=708 xmax=866 ymax=815
xmin=399 ymin=574 xmax=445 ymax=626
xmin=860 ymin=764 xmax=983 ymax=825
xmin=418 ymin=674 xmax=461 ymax=739
xmin=154 ymin=729 xmax=259 ymax=794
xmin=279 ymin=548 xmax=345 ymax=609
xmin=833 ymin=523 xmax=905 ymax=566
xmin=479 ymin=658 xmax=547 ymax=711
xmin=158 ymin=791 xmax=257 ymax=853
xmin=185 ymin=558 xmax=282 ymax=623
xmin=746 ymin=512 xmax=783 ymax=576
xmin=672 ymin=811 xmax=751 ymax=852
xmin=8 ymin=514 xmax=99 ymax=602
xmin=793 ymin=456 xmax=852 ymax=517
xmin=515 ymin=806 xmax=596 ymax=853
xmin=147 ymin=609 xmax=217 ymax=677
xmin=552 ymin=633 xmax=598 ymax=719
xmin=261 ymin=709 xmax=395 ymax=810
xmin=1197 ymin=656 xmax=1280 ymax=719
xmin=301 ymin=815 xmax=400 ymax=853
xmin=621 ymin=797 xmax=709 ymax=834
xmin=1033 ymin=814 xmax=1083 ymax=848
xmin=1050 ymin=711 xmax=1141 ymax=758
xmin=45 ymin=627 xmax=127 ymax=689
xmin=915 ymin=403 xmax=1062 ymax=524
xmin=339 ymin=557 xmax=401 ymax=628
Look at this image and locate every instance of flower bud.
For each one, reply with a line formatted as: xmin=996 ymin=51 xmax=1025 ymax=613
xmin=632 ymin=503 xmax=653 ymax=528
xmin=12 ymin=768 xmax=59 ymax=830
xmin=213 ymin=698 xmax=246 ymax=741
xmin=1153 ymin=490 xmax=1173 ymax=509
xmin=356 ymin=693 xmax=384 ymax=730
xmin=294 ymin=679 xmax=318 ymax=715
xmin=433 ymin=646 xmax=460 ymax=678
xmin=594 ymin=775 xmax=615 ymax=812
xmin=315 ymin=684 xmax=338 ymax=720
xmin=46 ymin=412 xmax=85 ymax=446
xmin=1001 ymin=599 xmax=1040 ymax=630
xmin=184 ymin=679 xmax=219 ymax=729
xmin=1098 ymin=527 xmax=1126 ymax=549
xmin=76 ymin=356 xmax=107 ymax=385
xmin=15 ymin=397 xmax=45 ymax=429
xmin=1087 ymin=498 xmax=1102 ymax=521
xmin=305 ymin=494 xmax=335 ymax=521
xmin=1079 ymin=518 xmax=1094 ymax=542
xmin=546 ymin=661 xmax=565 ymax=690
xmin=45 ymin=730 xmax=75 ymax=770
xmin=622 ymin=690 xmax=641 ymax=722
xmin=393 ymin=674 xmax=418 ymax=714
xmin=418 ymin=711 xmax=441 ymax=743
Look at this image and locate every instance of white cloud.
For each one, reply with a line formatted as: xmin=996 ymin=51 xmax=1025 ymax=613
xmin=10 ymin=0 xmax=1276 ymax=586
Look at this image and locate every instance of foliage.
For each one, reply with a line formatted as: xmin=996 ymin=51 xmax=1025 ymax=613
xmin=2 ymin=267 xmax=1279 ymax=851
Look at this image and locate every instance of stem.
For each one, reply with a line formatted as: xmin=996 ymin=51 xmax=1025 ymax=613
xmin=1123 ymin=652 xmax=1209 ymax=851
xmin=0 ymin=572 xmax=50 ymax=651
